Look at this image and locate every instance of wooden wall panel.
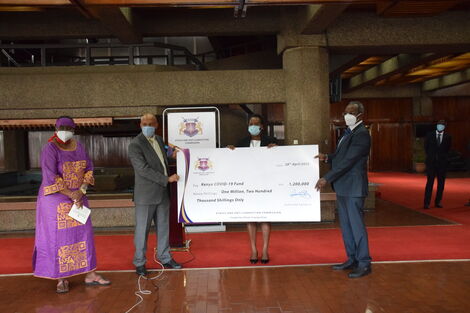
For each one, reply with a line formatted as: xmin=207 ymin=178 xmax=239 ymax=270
xmin=432 ymin=97 xmax=470 ymax=122
xmin=432 ymin=97 xmax=470 ymax=157
xmin=369 ymin=123 xmax=413 ymax=171
xmin=331 ymin=98 xmax=414 ymax=171
xmin=331 ymin=98 xmax=413 ymax=123
xmin=0 ymin=131 xmax=4 ymax=169
xmin=28 ymin=132 xmax=132 ymax=169
xmin=447 ymin=121 xmax=470 ymax=158
xmin=330 ymin=96 xmax=469 ymax=170
xmin=265 ymin=103 xmax=284 ymax=123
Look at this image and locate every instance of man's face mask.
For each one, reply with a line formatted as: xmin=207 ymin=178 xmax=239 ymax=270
xmin=344 ymin=113 xmax=361 ymax=127
xmin=142 ymin=126 xmax=155 ymax=138
xmin=436 ymin=124 xmax=445 ymax=132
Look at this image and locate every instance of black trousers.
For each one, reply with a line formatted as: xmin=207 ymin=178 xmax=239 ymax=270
xmin=424 ymin=163 xmax=447 ymax=207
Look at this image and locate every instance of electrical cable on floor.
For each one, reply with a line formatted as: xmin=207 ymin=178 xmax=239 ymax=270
xmin=173 ymin=249 xmax=196 ymax=265
xmin=124 ymin=260 xmax=165 ymax=313
xmin=125 ymin=245 xmax=195 ymax=312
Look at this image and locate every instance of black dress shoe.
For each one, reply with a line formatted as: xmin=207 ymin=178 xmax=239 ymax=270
xmin=423 ymin=205 xmax=430 ymax=210
xmin=348 ymin=266 xmax=371 ymax=278
xmin=162 ymin=259 xmax=182 ymax=269
xmin=136 ymin=265 xmax=148 ymax=276
xmin=332 ymin=260 xmax=357 ymax=271
xmin=261 ymin=258 xmax=269 ymax=264
xmin=435 ymin=203 xmax=443 ymax=208
xmin=250 ymin=258 xmax=258 ymax=264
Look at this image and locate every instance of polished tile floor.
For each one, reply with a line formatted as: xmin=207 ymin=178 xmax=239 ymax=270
xmin=1 ymin=261 xmax=469 ymax=313
xmin=0 ymin=199 xmax=466 ymax=312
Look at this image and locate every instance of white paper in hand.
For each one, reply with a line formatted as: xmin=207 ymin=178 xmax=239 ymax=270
xmin=68 ymin=203 xmax=91 ymax=224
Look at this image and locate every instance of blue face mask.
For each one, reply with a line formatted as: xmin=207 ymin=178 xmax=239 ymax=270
xmin=248 ymin=125 xmax=261 ymax=136
xmin=142 ymin=126 xmax=155 ymax=138
xmin=436 ymin=124 xmax=445 ymax=132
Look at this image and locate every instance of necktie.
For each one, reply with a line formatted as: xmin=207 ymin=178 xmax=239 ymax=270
xmin=148 ymin=138 xmax=168 ymax=176
xmin=437 ymin=133 xmax=441 ymax=145
xmin=337 ymin=128 xmax=352 ymax=148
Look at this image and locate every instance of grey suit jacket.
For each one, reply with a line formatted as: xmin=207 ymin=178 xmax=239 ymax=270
xmin=323 ymin=123 xmax=371 ymax=197
xmin=128 ymin=133 xmax=169 ymax=205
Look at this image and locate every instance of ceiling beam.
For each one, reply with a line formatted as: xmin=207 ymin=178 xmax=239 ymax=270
xmin=88 ymin=7 xmax=142 ymax=44
xmin=69 ymin=1 xmax=142 ymax=43
xmin=329 ymin=54 xmax=369 ymax=77
xmin=2 ymin=8 xmax=469 ymax=49
xmin=69 ymin=0 xmax=93 ymax=18
xmin=345 ymin=53 xmax=444 ymax=92
xmin=0 ymin=8 xmax=280 ymax=40
xmin=377 ymin=0 xmax=462 ymax=17
xmin=0 ymin=0 xmax=368 ymax=7
xmin=422 ymin=68 xmax=470 ymax=92
xmin=0 ymin=0 xmax=70 ymax=5
xmin=325 ymin=11 xmax=470 ymax=54
xmin=300 ymin=4 xmax=349 ymax=34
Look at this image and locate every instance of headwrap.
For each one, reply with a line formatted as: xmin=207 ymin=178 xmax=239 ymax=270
xmin=48 ymin=117 xmax=76 ymax=143
xmin=55 ymin=117 xmax=76 ymax=129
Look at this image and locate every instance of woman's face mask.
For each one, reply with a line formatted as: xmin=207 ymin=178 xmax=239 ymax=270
xmin=248 ymin=125 xmax=261 ymax=136
xmin=56 ymin=130 xmax=74 ymax=143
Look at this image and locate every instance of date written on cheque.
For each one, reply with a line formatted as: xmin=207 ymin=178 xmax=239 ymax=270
xmin=284 ymin=162 xmax=310 ymax=166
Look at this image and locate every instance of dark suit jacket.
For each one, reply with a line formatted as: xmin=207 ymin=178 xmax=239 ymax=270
xmin=323 ymin=123 xmax=371 ymax=197
xmin=424 ymin=131 xmax=451 ymax=168
xmin=128 ymin=133 xmax=169 ymax=205
xmin=236 ymin=134 xmax=278 ymax=147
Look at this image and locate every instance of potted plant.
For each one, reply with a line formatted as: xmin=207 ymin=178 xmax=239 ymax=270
xmin=413 ymin=138 xmax=426 ymax=173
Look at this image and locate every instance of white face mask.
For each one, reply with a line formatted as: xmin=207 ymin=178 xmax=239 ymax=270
xmin=344 ymin=113 xmax=360 ymax=127
xmin=57 ymin=130 xmax=74 ymax=143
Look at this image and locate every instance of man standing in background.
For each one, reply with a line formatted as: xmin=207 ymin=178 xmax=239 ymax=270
xmin=423 ymin=120 xmax=452 ymax=209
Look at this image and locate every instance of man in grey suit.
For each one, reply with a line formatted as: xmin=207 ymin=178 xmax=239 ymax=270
xmin=315 ymin=101 xmax=372 ymax=278
xmin=128 ymin=113 xmax=182 ymax=275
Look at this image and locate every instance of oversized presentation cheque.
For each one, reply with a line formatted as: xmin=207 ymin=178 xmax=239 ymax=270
xmin=177 ymin=145 xmax=320 ymax=223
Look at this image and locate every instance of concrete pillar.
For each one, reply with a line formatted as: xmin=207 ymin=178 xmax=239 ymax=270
xmin=283 ymin=46 xmax=330 ymax=154
xmin=3 ymin=130 xmax=28 ymax=172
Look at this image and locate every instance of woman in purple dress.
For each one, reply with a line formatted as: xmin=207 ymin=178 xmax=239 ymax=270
xmin=33 ymin=116 xmax=110 ymax=293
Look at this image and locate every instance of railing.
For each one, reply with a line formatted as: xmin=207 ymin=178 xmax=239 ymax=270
xmin=0 ymin=38 xmax=275 ymax=68
xmin=0 ymin=42 xmax=208 ymax=69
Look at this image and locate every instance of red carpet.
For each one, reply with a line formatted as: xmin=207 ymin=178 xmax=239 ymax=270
xmin=1 ymin=172 xmax=469 ymax=274
xmin=369 ymin=172 xmax=470 ymax=224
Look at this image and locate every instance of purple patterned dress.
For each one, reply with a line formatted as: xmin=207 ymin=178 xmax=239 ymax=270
xmin=33 ymin=140 xmax=97 ymax=279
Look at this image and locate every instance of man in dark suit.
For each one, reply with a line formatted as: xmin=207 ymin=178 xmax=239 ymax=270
xmin=423 ymin=120 xmax=452 ymax=209
xmin=128 ymin=113 xmax=182 ymax=276
xmin=315 ymin=101 xmax=372 ymax=278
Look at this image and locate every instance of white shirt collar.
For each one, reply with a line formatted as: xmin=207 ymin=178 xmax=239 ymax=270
xmin=349 ymin=120 xmax=363 ymax=131
xmin=436 ymin=130 xmax=444 ymax=135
